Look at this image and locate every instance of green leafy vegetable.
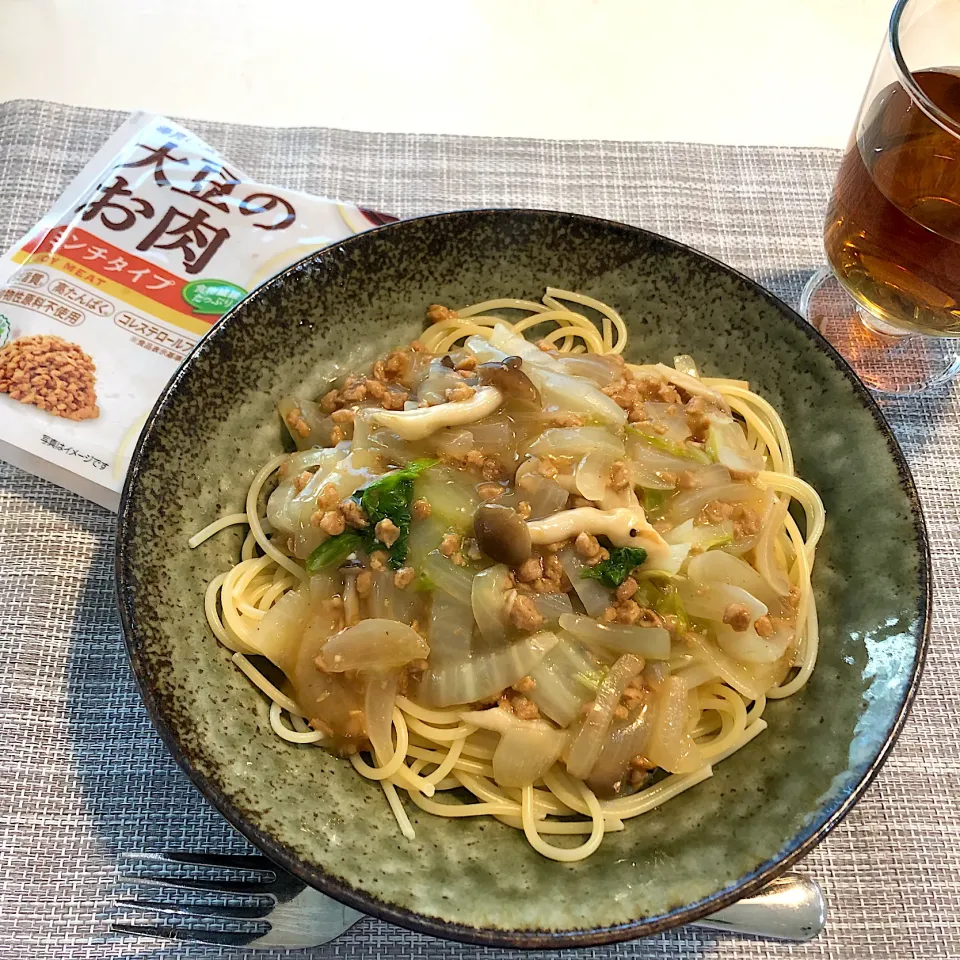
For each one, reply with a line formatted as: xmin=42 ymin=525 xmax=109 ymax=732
xmin=306 ymin=531 xmax=366 ymax=573
xmin=359 ymin=458 xmax=438 ymax=568
xmin=580 ymin=546 xmax=649 ymax=588
xmin=305 ymin=458 xmax=439 ymax=572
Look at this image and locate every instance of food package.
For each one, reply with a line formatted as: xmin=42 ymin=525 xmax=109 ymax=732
xmin=0 ymin=111 xmax=394 ymax=509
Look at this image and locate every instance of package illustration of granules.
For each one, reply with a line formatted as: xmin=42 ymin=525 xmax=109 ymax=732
xmin=0 ymin=112 xmax=394 ymax=509
xmin=0 ymin=334 xmax=99 ymax=420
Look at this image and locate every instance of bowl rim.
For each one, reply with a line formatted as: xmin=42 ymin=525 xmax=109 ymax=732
xmin=115 ymin=207 xmax=931 ymax=948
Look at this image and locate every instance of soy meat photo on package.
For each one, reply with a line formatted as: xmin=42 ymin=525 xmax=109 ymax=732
xmin=0 ymin=111 xmax=392 ymax=509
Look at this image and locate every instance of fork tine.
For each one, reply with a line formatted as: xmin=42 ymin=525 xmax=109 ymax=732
xmin=111 ymin=922 xmax=261 ymax=947
xmin=120 ymin=873 xmax=277 ymax=896
xmin=122 ymin=851 xmax=277 ymax=873
xmin=115 ymin=898 xmax=273 ymax=921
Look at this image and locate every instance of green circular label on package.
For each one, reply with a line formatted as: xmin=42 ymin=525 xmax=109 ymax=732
xmin=182 ymin=280 xmax=248 ymax=315
xmin=0 ymin=314 xmax=9 ymax=347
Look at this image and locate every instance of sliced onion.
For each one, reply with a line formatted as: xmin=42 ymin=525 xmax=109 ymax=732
xmin=558 ymin=547 xmax=612 ymax=617
xmin=471 ymin=564 xmax=510 ymax=644
xmin=575 ymin=452 xmax=614 ymax=501
xmin=265 ymin=447 xmax=344 ymax=534
xmin=533 ymin=591 xmax=574 ymax=624
xmin=289 ymin=526 xmax=325 ymax=561
xmin=676 ymin=581 xmax=767 ymax=624
xmin=565 ymin=654 xmax=645 ymax=779
xmin=434 ymin=428 xmax=474 ymax=459
xmin=417 ymin=362 xmax=464 ymax=404
xmin=488 ymin=326 xmax=627 ymax=425
xmin=525 ymin=475 xmax=570 ymax=519
xmin=366 ymin=427 xmax=418 ymax=465
xmin=469 ymin=329 xmax=627 ymax=425
xmin=662 ymin=518 xmax=734 ymax=550
xmin=277 ymin=396 xmax=335 ymax=451
xmin=727 ymin=486 xmax=774 ymax=556
xmin=528 ymin=427 xmax=625 ymax=460
xmin=555 ymin=354 xmax=620 ymax=385
xmin=626 ymin=460 xmax=676 ymax=491
xmin=672 ymin=661 xmax=718 ymax=691
xmin=458 ymin=705 xmax=569 ymax=784
xmin=706 ymin=416 xmax=765 ymax=474
xmin=417 ymin=631 xmax=559 ymax=707
xmin=586 ymin=701 xmax=655 ymax=798
xmin=297 ymin=452 xmax=377 ymax=520
xmin=527 ymin=636 xmax=605 ymax=726
xmin=435 ymin=421 xmax=515 ymax=459
xmin=644 ymin=402 xmax=691 ymax=444
xmin=666 ymin=481 xmax=762 ymax=525
xmin=644 ymin=543 xmax=691 ymax=577
xmin=286 ymin=446 xmax=343 ymax=475
xmin=483 ymin=326 xmax=554 ymax=368
xmin=364 ymin=673 xmax=398 ymax=760
xmin=559 ymin=613 xmax=671 ymax=660
xmin=687 ymin=463 xmax=734 ymax=490
xmin=753 ymin=495 xmax=792 ymax=597
xmin=598 ymin=481 xmax=641 ymax=512
xmin=629 ymin=453 xmax=731 ymax=497
xmin=673 ymin=355 xmax=699 ymax=379
xmin=687 ymin=550 xmax=781 ymax=608
xmin=422 ymin=551 xmax=473 ymax=604
xmin=716 ymin=622 xmax=791 ymax=664
xmin=252 ymin=585 xmax=311 ymax=673
xmin=427 ymin=593 xmax=473 ymax=663
xmin=404 ymin=349 xmax=433 ymax=390
xmin=291 ymin=616 xmax=366 ymax=741
xmin=494 ymin=726 xmax=568 ymax=787
xmin=626 ymin=440 xmax=694 ymax=491
xmin=654 ymin=363 xmax=727 ymax=405
xmin=497 ymin=473 xmax=570 ymax=519
xmin=684 ymin=632 xmax=779 ymax=701
xmin=318 ymin=619 xmax=429 ymax=673
xmin=467 ymin=418 xmax=515 ymax=453
xmin=646 ymin=675 xmax=704 ymax=774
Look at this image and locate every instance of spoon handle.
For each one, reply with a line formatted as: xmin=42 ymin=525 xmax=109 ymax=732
xmin=691 ymin=872 xmax=826 ymax=942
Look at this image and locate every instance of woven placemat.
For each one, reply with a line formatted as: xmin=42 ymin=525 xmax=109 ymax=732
xmin=0 ymin=99 xmax=957 ymax=960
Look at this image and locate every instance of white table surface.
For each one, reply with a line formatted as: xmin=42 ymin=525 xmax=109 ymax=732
xmin=1 ymin=0 xmax=890 ymax=147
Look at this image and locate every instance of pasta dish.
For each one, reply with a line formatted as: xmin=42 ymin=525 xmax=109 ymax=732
xmin=191 ymin=289 xmax=824 ymax=862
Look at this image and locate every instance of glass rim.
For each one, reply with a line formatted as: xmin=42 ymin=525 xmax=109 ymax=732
xmin=889 ymin=0 xmax=960 ymax=138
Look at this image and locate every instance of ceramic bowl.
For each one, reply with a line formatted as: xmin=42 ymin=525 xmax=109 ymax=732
xmin=115 ymin=209 xmax=929 ymax=947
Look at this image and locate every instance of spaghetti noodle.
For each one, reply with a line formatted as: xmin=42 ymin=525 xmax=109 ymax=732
xmin=192 ymin=289 xmax=824 ymax=861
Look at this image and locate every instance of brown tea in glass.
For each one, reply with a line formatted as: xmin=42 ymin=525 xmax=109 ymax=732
xmin=801 ymin=0 xmax=960 ymax=394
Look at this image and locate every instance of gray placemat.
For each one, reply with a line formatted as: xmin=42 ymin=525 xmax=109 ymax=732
xmin=0 ymin=99 xmax=957 ymax=960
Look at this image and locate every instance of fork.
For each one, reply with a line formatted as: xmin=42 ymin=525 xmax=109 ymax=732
xmin=113 ymin=851 xmax=826 ymax=947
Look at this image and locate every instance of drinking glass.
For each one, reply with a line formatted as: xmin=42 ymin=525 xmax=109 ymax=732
xmin=800 ymin=0 xmax=960 ymax=395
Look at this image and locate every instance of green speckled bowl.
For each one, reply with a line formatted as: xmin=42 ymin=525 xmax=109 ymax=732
xmin=115 ymin=210 xmax=929 ymax=948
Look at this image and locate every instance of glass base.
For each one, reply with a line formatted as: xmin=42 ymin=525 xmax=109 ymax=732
xmin=799 ymin=267 xmax=960 ymax=396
